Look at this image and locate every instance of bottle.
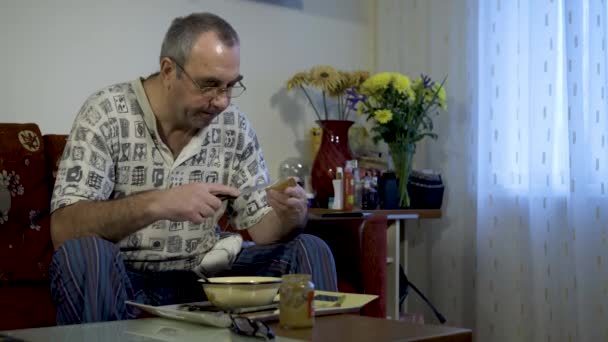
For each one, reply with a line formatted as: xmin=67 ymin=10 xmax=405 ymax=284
xmin=343 ymin=161 xmax=354 ymax=210
xmin=361 ymin=172 xmax=371 ymax=210
xmin=362 ymin=175 xmax=379 ymax=210
xmin=306 ymin=192 xmax=315 ymax=208
xmin=351 ymin=160 xmax=362 ymax=210
xmin=279 ymin=274 xmax=315 ymax=329
xmin=332 ymin=167 xmax=344 ymax=210
xmin=361 ymin=177 xmax=371 ymax=210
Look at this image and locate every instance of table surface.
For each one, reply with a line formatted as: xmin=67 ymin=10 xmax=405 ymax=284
xmin=2 ymin=315 xmax=471 ymax=342
xmin=308 ymin=208 xmax=442 ymax=219
xmin=271 ymin=315 xmax=472 ymax=342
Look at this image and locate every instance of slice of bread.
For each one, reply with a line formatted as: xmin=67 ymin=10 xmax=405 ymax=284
xmin=266 ymin=178 xmax=298 ymax=192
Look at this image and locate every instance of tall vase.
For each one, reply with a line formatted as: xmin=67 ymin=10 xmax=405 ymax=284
xmin=388 ymin=142 xmax=416 ymax=208
xmin=311 ymin=120 xmax=354 ymax=208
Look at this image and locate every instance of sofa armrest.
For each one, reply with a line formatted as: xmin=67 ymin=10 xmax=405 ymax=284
xmin=305 ymin=215 xmax=387 ymax=318
xmin=0 ymin=283 xmax=56 ymax=330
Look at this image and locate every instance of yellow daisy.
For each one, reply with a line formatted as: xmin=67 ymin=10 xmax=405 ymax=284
xmin=412 ymin=77 xmax=424 ymax=90
xmin=286 ymin=72 xmax=310 ymax=90
xmin=435 ymin=85 xmax=447 ymax=110
xmin=327 ymin=71 xmax=351 ymax=97
xmin=423 ymin=89 xmax=434 ymax=103
xmin=374 ymin=109 xmax=393 ymax=124
xmin=392 ymin=73 xmax=415 ymax=99
xmin=311 ymin=127 xmax=322 ymax=135
xmin=360 ymin=72 xmax=393 ymax=95
xmin=310 ymin=65 xmax=341 ymax=92
xmin=421 ymin=85 xmax=447 ymax=110
xmin=348 ymin=70 xmax=371 ymax=88
xmin=356 ymin=102 xmax=366 ymax=116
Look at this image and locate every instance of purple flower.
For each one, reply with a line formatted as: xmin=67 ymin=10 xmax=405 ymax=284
xmin=345 ymin=88 xmax=366 ymax=111
xmin=420 ymin=74 xmax=435 ymax=89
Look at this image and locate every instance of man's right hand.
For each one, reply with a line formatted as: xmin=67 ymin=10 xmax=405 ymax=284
xmin=50 ymin=182 xmax=240 ymax=248
xmin=151 ymin=183 xmax=240 ymax=223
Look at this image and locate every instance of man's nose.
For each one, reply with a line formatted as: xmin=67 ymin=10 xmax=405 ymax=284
xmin=210 ymin=91 xmax=230 ymax=109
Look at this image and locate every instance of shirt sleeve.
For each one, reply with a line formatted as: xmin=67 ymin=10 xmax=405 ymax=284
xmin=227 ymin=112 xmax=273 ymax=230
xmin=50 ymin=99 xmax=117 ymax=212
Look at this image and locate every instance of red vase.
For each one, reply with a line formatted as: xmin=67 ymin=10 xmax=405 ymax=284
xmin=311 ymin=120 xmax=354 ymax=208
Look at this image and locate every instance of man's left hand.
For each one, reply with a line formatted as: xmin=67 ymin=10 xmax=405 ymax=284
xmin=266 ymin=182 xmax=308 ymax=230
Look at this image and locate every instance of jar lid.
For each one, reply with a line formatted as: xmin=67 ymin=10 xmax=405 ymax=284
xmin=281 ymin=274 xmax=311 ymax=282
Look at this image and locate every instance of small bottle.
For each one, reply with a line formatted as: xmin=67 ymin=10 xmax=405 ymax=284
xmin=332 ymin=167 xmax=344 ymax=210
xmin=343 ymin=161 xmax=354 ymax=210
xmin=361 ymin=176 xmax=371 ymax=210
xmin=362 ymin=177 xmax=379 ymax=210
xmin=351 ymin=160 xmax=362 ymax=210
xmin=306 ymin=192 xmax=315 ymax=208
xmin=371 ymin=172 xmax=379 ymax=189
xmin=279 ymin=274 xmax=315 ymax=329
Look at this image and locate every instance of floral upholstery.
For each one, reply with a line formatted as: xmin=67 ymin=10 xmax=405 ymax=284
xmin=42 ymin=134 xmax=68 ymax=191
xmin=0 ymin=124 xmax=53 ymax=283
xmin=0 ymin=124 xmax=68 ymax=330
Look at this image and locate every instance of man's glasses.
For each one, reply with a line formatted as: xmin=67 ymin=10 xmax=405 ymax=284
xmin=172 ymin=60 xmax=246 ymax=99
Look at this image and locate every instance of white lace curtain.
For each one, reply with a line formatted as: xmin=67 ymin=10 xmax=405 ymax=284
xmin=477 ymin=1 xmax=608 ymax=340
xmin=376 ymin=1 xmax=608 ymax=340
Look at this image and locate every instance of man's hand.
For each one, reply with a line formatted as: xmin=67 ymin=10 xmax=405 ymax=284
xmin=266 ymin=182 xmax=308 ymax=230
xmin=151 ymin=183 xmax=240 ymax=223
xmin=50 ymin=182 xmax=240 ymax=249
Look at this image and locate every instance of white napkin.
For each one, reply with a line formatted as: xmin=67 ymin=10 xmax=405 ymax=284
xmin=194 ymin=234 xmax=243 ymax=278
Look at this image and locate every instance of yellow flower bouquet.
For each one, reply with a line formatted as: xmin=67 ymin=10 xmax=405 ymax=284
xmin=286 ymin=65 xmax=369 ymax=122
xmin=348 ymin=73 xmax=447 ymax=207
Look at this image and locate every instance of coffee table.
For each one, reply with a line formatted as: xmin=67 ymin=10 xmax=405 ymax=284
xmin=272 ymin=315 xmax=471 ymax=341
xmin=1 ymin=317 xmax=292 ymax=342
xmin=2 ymin=315 xmax=471 ymax=341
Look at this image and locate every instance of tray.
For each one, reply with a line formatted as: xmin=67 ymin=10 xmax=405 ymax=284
xmin=126 ymin=290 xmax=377 ymax=328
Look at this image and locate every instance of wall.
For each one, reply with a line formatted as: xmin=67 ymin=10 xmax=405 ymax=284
xmin=0 ymin=0 xmax=374 ymax=178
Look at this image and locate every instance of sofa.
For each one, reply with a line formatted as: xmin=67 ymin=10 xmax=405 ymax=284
xmin=0 ymin=123 xmax=387 ymax=330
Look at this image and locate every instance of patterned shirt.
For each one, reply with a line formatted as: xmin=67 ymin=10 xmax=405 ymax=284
xmin=51 ymin=78 xmax=272 ymax=272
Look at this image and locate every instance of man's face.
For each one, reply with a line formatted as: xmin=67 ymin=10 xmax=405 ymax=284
xmin=166 ymin=32 xmax=242 ymax=129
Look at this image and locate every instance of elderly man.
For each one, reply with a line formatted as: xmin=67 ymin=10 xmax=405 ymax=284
xmin=49 ymin=12 xmax=337 ymax=324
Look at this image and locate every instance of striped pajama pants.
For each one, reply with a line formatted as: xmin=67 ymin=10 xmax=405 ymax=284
xmin=49 ymin=234 xmax=337 ymax=325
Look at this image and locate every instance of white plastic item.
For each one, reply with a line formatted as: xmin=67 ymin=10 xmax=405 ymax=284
xmin=336 ymin=167 xmax=344 ymax=179
xmin=332 ymin=179 xmax=343 ymax=210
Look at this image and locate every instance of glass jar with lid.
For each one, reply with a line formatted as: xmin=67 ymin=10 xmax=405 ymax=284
xmin=279 ymin=274 xmax=315 ymax=329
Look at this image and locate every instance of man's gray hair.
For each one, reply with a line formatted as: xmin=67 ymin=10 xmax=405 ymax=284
xmin=160 ymin=12 xmax=239 ymax=67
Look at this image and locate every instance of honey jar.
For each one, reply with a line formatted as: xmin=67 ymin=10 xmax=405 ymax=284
xmin=279 ymin=274 xmax=315 ymax=329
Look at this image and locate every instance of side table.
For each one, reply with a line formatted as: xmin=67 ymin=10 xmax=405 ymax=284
xmin=309 ymin=209 xmax=441 ymax=320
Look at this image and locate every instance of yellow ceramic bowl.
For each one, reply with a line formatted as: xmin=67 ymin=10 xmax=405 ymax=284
xmin=198 ymin=276 xmax=282 ymax=309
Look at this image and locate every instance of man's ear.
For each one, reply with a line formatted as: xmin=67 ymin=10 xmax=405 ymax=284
xmin=159 ymin=57 xmax=176 ymax=83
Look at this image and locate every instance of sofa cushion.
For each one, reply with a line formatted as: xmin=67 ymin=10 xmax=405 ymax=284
xmin=0 ymin=285 xmax=56 ymax=330
xmin=0 ymin=124 xmax=53 ymax=283
xmin=43 ymin=134 xmax=68 ymax=192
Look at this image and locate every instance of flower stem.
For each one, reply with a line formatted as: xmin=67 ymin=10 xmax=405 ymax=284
xmin=300 ymin=86 xmax=324 ymax=123
xmin=341 ymin=95 xmax=350 ymax=121
xmin=390 ymin=142 xmax=415 ymax=207
xmin=322 ymin=91 xmax=328 ymax=120
xmin=343 ymin=98 xmax=351 ymax=121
